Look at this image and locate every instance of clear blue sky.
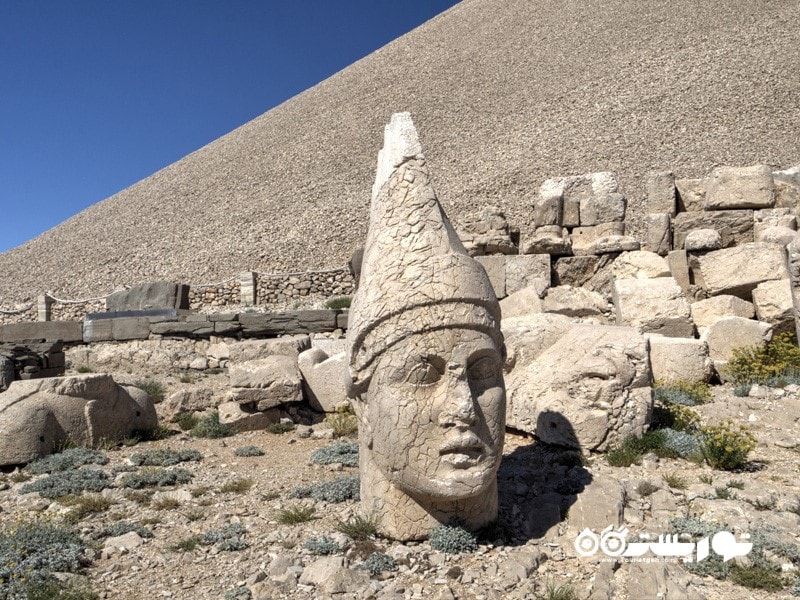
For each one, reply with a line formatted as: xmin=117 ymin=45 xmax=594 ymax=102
xmin=0 ymin=0 xmax=460 ymax=253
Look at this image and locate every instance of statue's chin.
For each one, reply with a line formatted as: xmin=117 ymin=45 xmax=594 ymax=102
xmin=392 ymin=462 xmax=497 ymax=501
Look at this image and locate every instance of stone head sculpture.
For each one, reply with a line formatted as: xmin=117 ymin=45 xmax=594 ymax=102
xmin=346 ymin=113 xmax=506 ymax=540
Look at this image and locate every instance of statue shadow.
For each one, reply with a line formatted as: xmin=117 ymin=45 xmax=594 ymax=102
xmin=490 ymin=411 xmax=593 ymax=547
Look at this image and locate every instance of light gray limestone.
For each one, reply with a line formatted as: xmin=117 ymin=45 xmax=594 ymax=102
xmin=643 ymin=212 xmax=672 ymax=256
xmin=571 ymin=222 xmax=625 ymax=256
xmin=106 ymin=281 xmax=189 ymax=312
xmin=675 ymin=178 xmax=706 ymax=212
xmin=298 ymin=348 xmax=349 ymax=412
xmin=499 ymin=284 xmax=544 ymax=319
xmin=475 ymin=255 xmax=506 ymax=299
xmin=752 ymin=278 xmax=794 ymax=334
xmin=0 ymin=374 xmax=157 ymax=466
xmin=672 ymin=210 xmax=754 ymax=249
xmin=704 ymin=165 xmax=774 ymax=210
xmin=645 ymin=171 xmax=676 ymax=216
xmin=521 ymin=226 xmax=572 ymax=256
xmin=613 ymin=277 xmax=694 ymax=337
xmin=228 ymin=355 xmax=303 ymax=410
xmin=505 ymin=254 xmax=550 ymax=296
xmin=695 ymin=242 xmax=787 ymax=298
xmin=346 ymin=114 xmax=505 ymax=540
xmin=611 ymin=251 xmax=670 ymax=280
xmin=543 ymin=286 xmax=609 ymax=319
xmin=553 ymin=255 xmax=599 ymax=287
xmin=684 ymin=228 xmax=722 ymax=251
xmin=647 ymin=336 xmax=713 ymax=383
xmin=702 ymin=317 xmax=773 ymax=377
xmin=757 ymin=225 xmax=798 ymax=246
xmin=690 ymin=295 xmax=755 ymax=331
xmin=505 ymin=324 xmax=652 ymax=451
xmin=666 ymin=249 xmax=691 ymax=293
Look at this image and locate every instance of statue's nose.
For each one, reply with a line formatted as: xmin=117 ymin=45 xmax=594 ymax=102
xmin=437 ymin=374 xmax=477 ymax=428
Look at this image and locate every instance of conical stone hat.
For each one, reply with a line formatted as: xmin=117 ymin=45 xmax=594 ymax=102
xmin=347 ymin=113 xmax=502 ymax=389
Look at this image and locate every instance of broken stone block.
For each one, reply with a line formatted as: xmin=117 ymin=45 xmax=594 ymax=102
xmin=218 ymin=401 xmax=275 ymax=432
xmin=457 ymin=205 xmax=518 ymax=256
xmin=611 ymin=251 xmax=670 ymax=280
xmin=298 ymin=348 xmax=348 ymax=413
xmin=613 ymin=277 xmax=694 ymax=337
xmin=787 ymin=237 xmax=800 ymax=342
xmin=553 ymin=256 xmax=599 ymax=287
xmin=500 ymin=285 xmax=544 ymax=319
xmin=505 ymin=324 xmax=652 ymax=451
xmin=757 ymin=225 xmax=797 ymax=246
xmin=579 ymin=172 xmax=626 ymax=225
xmin=111 ymin=317 xmax=151 ymax=341
xmin=754 ymin=208 xmax=797 ymax=238
xmin=643 ymin=212 xmax=672 ymax=256
xmin=568 ymin=477 xmax=626 ymax=533
xmin=695 ymin=242 xmax=787 ymax=298
xmin=228 ymin=355 xmax=303 ymax=410
xmin=675 ymin=178 xmax=706 ymax=212
xmin=684 ymin=228 xmax=722 ymax=252
xmin=645 ymin=171 xmax=676 ymax=216
xmin=505 ymin=255 xmax=550 ymax=296
xmin=571 ymin=222 xmax=625 ymax=255
xmin=0 ymin=374 xmax=158 ymax=466
xmin=521 ymin=226 xmax=572 ymax=256
xmin=221 ymin=335 xmax=311 ymax=363
xmin=543 ymin=286 xmax=609 ymax=319
xmin=647 ymin=336 xmax=713 ymax=383
xmin=690 ymin=295 xmax=755 ymax=331
xmin=666 ymin=250 xmax=691 ymax=293
xmin=533 ymin=192 xmax=562 ymax=227
xmin=162 ymin=388 xmax=219 ymax=421
xmin=704 ymin=165 xmax=774 ymax=210
xmin=502 ymin=313 xmax=575 ymax=371
xmin=106 ymin=281 xmax=189 ymax=312
xmin=774 ymin=166 xmax=800 ymax=211
xmin=672 ymin=210 xmax=754 ymax=249
xmin=586 ymin=235 xmax=640 ymax=256
xmin=475 ymin=255 xmax=506 ymax=299
xmin=752 ymin=279 xmax=794 ymax=334
xmin=702 ymin=317 xmax=773 ymax=366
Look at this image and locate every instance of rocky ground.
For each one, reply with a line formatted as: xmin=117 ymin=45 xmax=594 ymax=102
xmin=1 ymin=370 xmax=799 ymax=600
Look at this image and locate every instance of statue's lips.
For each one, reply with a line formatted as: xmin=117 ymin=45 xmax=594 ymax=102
xmin=439 ymin=433 xmax=485 ymax=468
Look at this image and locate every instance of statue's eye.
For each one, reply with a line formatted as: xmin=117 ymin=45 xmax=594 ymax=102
xmin=406 ymin=358 xmax=442 ymax=386
xmin=468 ymin=355 xmax=500 ymax=382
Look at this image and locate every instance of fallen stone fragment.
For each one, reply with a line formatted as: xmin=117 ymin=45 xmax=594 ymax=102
xmin=613 ymin=277 xmax=694 ymax=337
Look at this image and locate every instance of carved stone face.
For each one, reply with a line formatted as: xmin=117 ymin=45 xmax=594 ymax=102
xmin=362 ymin=328 xmax=505 ymax=500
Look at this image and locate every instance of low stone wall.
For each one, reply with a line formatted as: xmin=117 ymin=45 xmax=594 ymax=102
xmin=51 ymin=300 xmax=105 ymax=323
xmin=255 ymin=269 xmax=354 ymax=305
xmin=188 ymin=278 xmax=240 ymax=310
xmin=0 ymin=305 xmax=36 ymax=325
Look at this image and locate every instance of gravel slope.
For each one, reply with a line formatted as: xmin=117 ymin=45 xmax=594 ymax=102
xmin=2 ymin=0 xmax=799 ymax=301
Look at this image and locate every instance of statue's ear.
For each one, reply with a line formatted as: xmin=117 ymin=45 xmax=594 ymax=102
xmin=344 ymin=371 xmax=369 ymax=400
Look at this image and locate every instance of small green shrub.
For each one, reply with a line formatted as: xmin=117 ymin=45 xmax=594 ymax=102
xmin=326 ymin=413 xmax=358 ymax=438
xmin=310 ymin=441 xmax=359 ymax=467
xmin=28 ymin=448 xmax=109 ymax=474
xmin=170 ymin=536 xmax=202 ymax=552
xmin=75 ymin=365 xmax=94 ymax=373
xmin=734 ymin=384 xmax=752 ymax=397
xmin=360 ymin=551 xmax=396 ymax=575
xmin=133 ymin=379 xmax=166 ymax=403
xmin=607 ymin=430 xmax=669 ymax=467
xmin=728 ymin=479 xmax=745 ymax=489
xmin=266 ymin=421 xmax=295 ymax=434
xmin=220 ymin=478 xmax=254 ymax=494
xmin=95 ymin=521 xmax=154 ymax=540
xmin=176 ymin=412 xmax=200 ymax=431
xmin=190 ymin=412 xmax=234 ymax=439
xmin=660 ymin=427 xmax=703 ymax=460
xmin=19 ymin=576 xmax=99 ymax=599
xmin=10 ymin=471 xmax=32 ymax=483
xmin=715 ymin=486 xmax=736 ymax=500
xmin=729 ymin=565 xmax=784 ymax=592
xmin=152 ymin=497 xmax=181 ymax=511
xmin=0 ymin=516 xmax=87 ymax=596
xmin=130 ymin=448 xmax=202 ymax=467
xmin=654 ymin=380 xmax=712 ymax=406
xmin=178 ymin=373 xmax=195 ymax=384
xmin=747 ymin=496 xmax=777 ymax=511
xmin=535 ymin=581 xmax=579 ymax=600
xmin=636 ymin=481 xmax=659 ymax=497
xmin=324 ymin=296 xmax=351 ymax=310
xmin=429 ymin=524 xmax=478 ymax=554
xmin=699 ymin=474 xmax=714 ymax=485
xmin=120 ymin=467 xmax=193 ymax=489
xmin=59 ymin=493 xmax=115 ymax=523
xmin=304 ymin=535 xmax=341 ymax=555
xmin=726 ymin=332 xmax=800 ymax=386
xmin=660 ymin=403 xmax=702 ymax=432
xmin=700 ymin=420 xmax=757 ymax=471
xmin=336 ymin=514 xmax=377 ymax=540
xmin=224 ymin=587 xmax=252 ymax=600
xmin=233 ymin=445 xmax=265 ymax=457
xmin=289 ymin=475 xmax=359 ymax=503
xmin=662 ymin=471 xmax=688 ymax=490
xmin=132 ymin=424 xmax=173 ymax=442
xmin=200 ymin=524 xmax=248 ymax=551
xmin=276 ymin=505 xmax=317 ymax=525
xmin=20 ymin=469 xmax=110 ymax=499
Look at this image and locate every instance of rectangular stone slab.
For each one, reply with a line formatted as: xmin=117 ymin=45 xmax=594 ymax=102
xmin=239 ymin=310 xmax=339 ymax=335
xmin=672 ymin=210 xmax=753 ymax=249
xmin=0 ymin=321 xmax=83 ymax=343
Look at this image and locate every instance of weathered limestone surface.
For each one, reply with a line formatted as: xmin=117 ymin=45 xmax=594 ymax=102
xmin=787 ymin=237 xmax=800 ymax=342
xmin=571 ymin=222 xmax=625 ymax=255
xmin=643 ymin=212 xmax=672 ymax=256
xmin=553 ymin=256 xmax=599 ymax=287
xmin=675 ymin=178 xmax=705 ymax=212
xmin=666 ymin=249 xmax=691 ymax=294
xmin=702 ymin=317 xmax=773 ymax=364
xmin=758 ymin=225 xmax=797 ymax=246
xmin=345 ymin=114 xmax=506 ymax=540
xmin=0 ymin=321 xmax=83 ymax=343
xmin=505 ymin=255 xmax=550 ymax=296
xmin=0 ymin=374 xmax=157 ymax=465
xmin=647 ymin=336 xmax=713 ymax=383
xmin=752 ymin=279 xmax=794 ymax=334
xmin=501 ymin=313 xmax=574 ymax=373
xmin=613 ymin=277 xmax=694 ymax=337
xmin=684 ymin=228 xmax=722 ymax=252
xmin=586 ymin=235 xmax=640 ymax=256
xmin=505 ymin=324 xmax=652 ymax=452
xmin=106 ymin=281 xmax=189 ymax=312
xmin=775 ymin=166 xmax=800 ymax=211
xmin=456 ymin=206 xmax=518 ymax=256
xmin=690 ymin=295 xmax=755 ymax=331
xmin=162 ymin=388 xmax=219 ymax=421
xmin=611 ymin=251 xmax=670 ymax=280
xmin=499 ymin=285 xmax=545 ymax=319
xmin=238 ymin=311 xmax=339 ymax=336
xmin=298 ymin=348 xmax=348 ymax=412
xmin=543 ymin=286 xmax=609 ymax=319
xmin=754 ymin=208 xmax=796 ymax=238
xmin=228 ymin=355 xmax=303 ymax=410
xmin=475 ymin=256 xmax=506 ymax=299
xmin=521 ymin=226 xmax=572 ymax=256
xmin=672 ymin=210 xmax=753 ymax=249
xmin=695 ymin=242 xmax=787 ymax=298
xmin=218 ymin=401 xmax=277 ymax=432
xmin=645 ymin=171 xmax=676 ymax=216
xmin=704 ymin=165 xmax=774 ymax=210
